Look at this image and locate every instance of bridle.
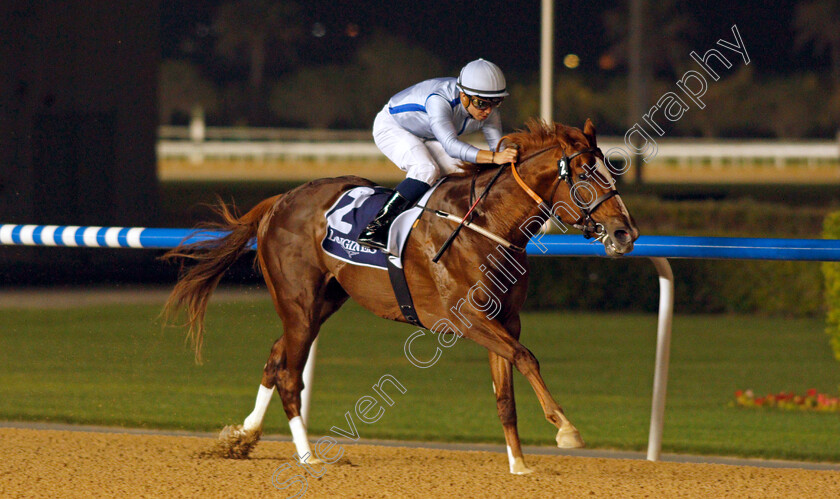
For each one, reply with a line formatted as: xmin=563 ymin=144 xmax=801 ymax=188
xmin=430 ymin=141 xmax=619 ymax=262
xmin=511 ymin=143 xmax=619 ymax=240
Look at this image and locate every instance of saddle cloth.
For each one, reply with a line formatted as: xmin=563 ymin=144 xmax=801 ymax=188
xmin=321 ymin=184 xmax=438 ymax=270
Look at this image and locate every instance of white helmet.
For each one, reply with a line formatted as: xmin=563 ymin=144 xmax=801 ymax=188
xmin=456 ymin=58 xmax=508 ymax=98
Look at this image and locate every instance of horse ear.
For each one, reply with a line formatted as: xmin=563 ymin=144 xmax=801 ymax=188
xmin=583 ymin=118 xmax=597 ymax=146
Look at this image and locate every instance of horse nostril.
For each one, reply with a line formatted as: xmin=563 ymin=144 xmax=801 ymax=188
xmin=613 ymin=229 xmax=631 ymax=245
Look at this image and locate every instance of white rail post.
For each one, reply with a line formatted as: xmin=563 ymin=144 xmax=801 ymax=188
xmin=540 ymin=0 xmax=554 ymax=123
xmin=300 ymin=337 xmax=319 ymax=425
xmin=189 ymin=105 xmax=205 ymax=165
xmin=647 ymin=257 xmax=674 ymax=461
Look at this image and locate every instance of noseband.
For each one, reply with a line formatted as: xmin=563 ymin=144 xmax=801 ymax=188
xmin=512 ymin=144 xmax=619 ymax=239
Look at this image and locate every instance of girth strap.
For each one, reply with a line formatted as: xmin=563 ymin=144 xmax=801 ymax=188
xmin=386 ymin=255 xmax=424 ymax=328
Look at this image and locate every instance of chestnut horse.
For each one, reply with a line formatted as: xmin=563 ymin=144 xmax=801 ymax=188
xmin=163 ymin=119 xmax=638 ymax=474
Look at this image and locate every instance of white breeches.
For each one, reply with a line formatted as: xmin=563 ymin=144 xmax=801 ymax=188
xmin=372 ymin=105 xmax=464 ymax=185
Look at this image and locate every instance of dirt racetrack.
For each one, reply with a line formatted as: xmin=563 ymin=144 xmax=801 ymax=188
xmin=2 ymin=428 xmax=839 ymax=498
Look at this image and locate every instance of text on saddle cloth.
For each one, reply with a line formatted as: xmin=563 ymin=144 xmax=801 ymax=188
xmin=320 ymin=184 xmax=439 ymax=269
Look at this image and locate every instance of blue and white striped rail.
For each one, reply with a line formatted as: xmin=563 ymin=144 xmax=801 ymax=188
xmin=0 ymin=224 xmax=230 ymax=249
xmin=3 ymin=224 xmax=840 ymax=261
xmin=529 ymin=234 xmax=840 ymax=261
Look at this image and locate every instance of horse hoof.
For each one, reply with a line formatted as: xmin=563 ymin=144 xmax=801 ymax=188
xmin=219 ymin=424 xmax=245 ymax=440
xmin=207 ymin=424 xmax=262 ymax=459
xmin=555 ymin=427 xmax=585 ymax=449
xmin=510 ymin=457 xmax=534 ymax=475
xmin=301 ymin=455 xmax=325 ymax=465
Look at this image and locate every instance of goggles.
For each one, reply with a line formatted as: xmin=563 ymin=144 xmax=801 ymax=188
xmin=468 ymin=95 xmax=504 ymax=110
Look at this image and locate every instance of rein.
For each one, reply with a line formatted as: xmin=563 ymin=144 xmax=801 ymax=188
xmin=431 ymin=160 xmax=511 ymax=262
xmin=429 ymin=140 xmax=620 ymax=262
xmin=510 ymin=144 xmax=619 ymax=240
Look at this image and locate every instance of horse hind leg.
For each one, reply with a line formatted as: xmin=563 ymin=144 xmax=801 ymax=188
xmin=212 ymin=347 xmax=280 ymax=459
xmin=264 ymin=324 xmax=321 ymax=464
xmin=216 ymin=333 xmax=318 ymax=461
xmin=489 ymin=351 xmax=533 ymax=475
xmin=264 ymin=276 xmax=348 ymax=464
xmin=214 ymin=277 xmax=347 ymax=461
xmin=215 ymin=323 xmax=329 ymax=461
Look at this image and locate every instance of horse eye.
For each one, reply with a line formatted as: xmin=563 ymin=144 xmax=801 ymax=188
xmin=578 ymin=173 xmax=587 ymax=180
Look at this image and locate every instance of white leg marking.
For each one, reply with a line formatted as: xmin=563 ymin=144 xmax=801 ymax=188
xmin=289 ymin=416 xmax=315 ymax=462
xmin=243 ymin=384 xmax=275 ymax=431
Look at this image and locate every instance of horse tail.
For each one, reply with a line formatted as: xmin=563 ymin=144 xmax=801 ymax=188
xmin=161 ymin=194 xmax=282 ymax=363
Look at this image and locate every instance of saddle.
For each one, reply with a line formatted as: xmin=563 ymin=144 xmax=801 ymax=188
xmin=321 ymin=184 xmax=440 ymax=327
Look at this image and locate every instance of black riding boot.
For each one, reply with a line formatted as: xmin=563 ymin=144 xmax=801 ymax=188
xmin=357 ymin=191 xmax=411 ymax=250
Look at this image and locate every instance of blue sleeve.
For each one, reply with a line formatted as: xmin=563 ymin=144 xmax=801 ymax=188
xmin=481 ymin=111 xmax=503 ymax=152
xmin=425 ymin=95 xmax=480 ymax=163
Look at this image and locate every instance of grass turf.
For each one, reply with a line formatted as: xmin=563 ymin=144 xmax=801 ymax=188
xmin=1 ymin=298 xmax=839 ymax=462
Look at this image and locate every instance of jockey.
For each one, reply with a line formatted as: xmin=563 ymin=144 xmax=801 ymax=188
xmin=357 ymin=58 xmax=519 ymax=250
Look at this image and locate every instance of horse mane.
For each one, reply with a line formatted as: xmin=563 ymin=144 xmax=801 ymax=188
xmin=453 ymin=118 xmax=589 ymax=177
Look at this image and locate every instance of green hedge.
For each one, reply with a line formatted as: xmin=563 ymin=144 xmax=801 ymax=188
xmin=623 ymin=195 xmax=830 ymax=238
xmin=525 ymin=197 xmax=833 ymax=316
xmin=823 ymin=211 xmax=840 ymax=360
xmin=526 ymin=258 xmax=824 ymax=317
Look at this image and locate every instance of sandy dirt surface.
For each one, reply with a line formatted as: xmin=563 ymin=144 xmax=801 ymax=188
xmin=1 ymin=428 xmax=839 ymax=498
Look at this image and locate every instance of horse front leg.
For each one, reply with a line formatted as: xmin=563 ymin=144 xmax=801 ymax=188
xmin=469 ymin=320 xmax=585 ymax=450
xmin=511 ymin=345 xmax=585 ymax=449
xmin=488 ymin=351 xmax=532 ymax=475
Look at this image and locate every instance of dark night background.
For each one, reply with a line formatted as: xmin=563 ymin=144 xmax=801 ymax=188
xmin=161 ymin=0 xmax=825 ymax=78
xmin=153 ymin=0 xmax=839 ymax=136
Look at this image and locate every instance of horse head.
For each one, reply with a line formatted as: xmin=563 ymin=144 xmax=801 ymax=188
xmin=503 ymin=119 xmax=639 ymax=257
